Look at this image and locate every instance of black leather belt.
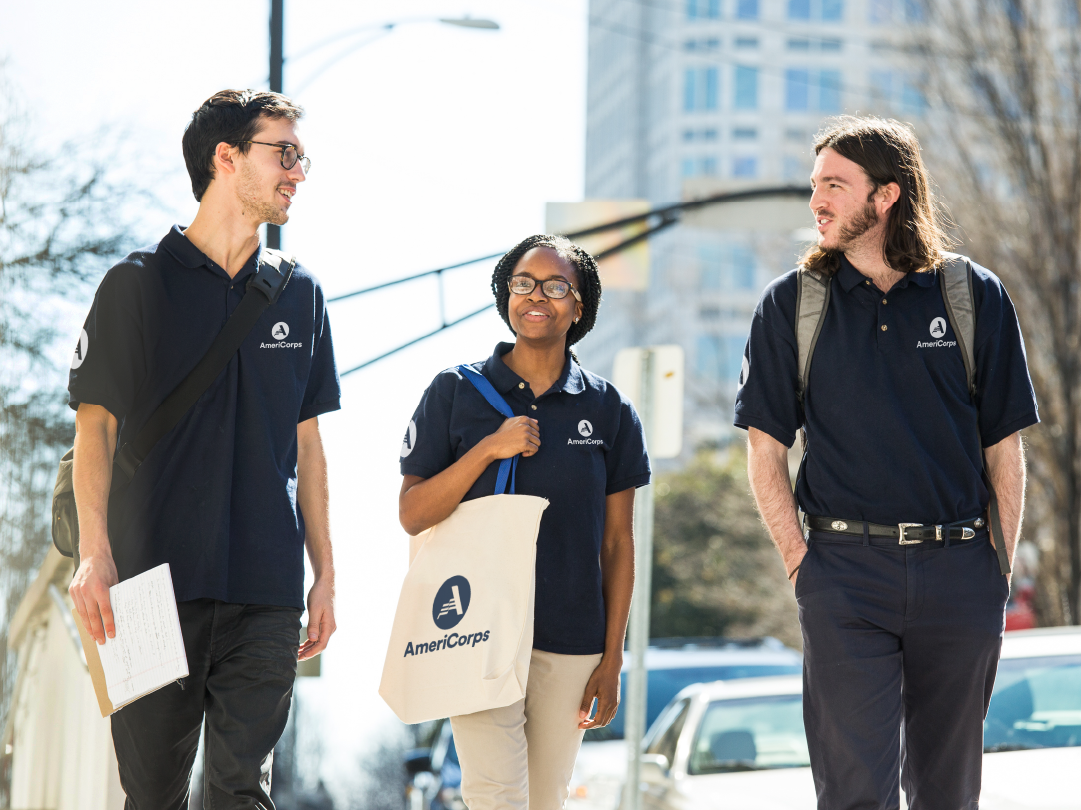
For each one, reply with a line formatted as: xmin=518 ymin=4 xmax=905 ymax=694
xmin=805 ymin=515 xmax=985 ymax=545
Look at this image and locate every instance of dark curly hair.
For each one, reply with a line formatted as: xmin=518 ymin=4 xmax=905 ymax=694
xmin=491 ymin=235 xmax=602 ymax=348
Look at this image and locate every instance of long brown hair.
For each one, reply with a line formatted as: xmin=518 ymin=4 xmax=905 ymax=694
xmin=801 ymin=116 xmax=954 ymax=277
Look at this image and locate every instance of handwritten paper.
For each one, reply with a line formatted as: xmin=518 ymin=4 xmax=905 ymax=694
xmin=76 ymin=563 xmax=188 ymax=716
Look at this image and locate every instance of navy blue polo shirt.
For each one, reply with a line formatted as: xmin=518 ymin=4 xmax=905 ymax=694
xmin=68 ymin=225 xmax=341 ymax=608
xmin=400 ymin=343 xmax=651 ymax=655
xmin=734 ymin=254 xmax=1038 ymax=526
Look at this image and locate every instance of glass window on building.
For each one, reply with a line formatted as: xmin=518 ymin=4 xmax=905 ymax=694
xmin=731 ymin=245 xmax=756 ymax=289
xmin=687 ymin=0 xmax=721 ymax=20
xmin=684 ymin=69 xmax=697 ymax=112
xmin=822 ymin=0 xmax=844 ymax=20
xmin=904 ymin=0 xmax=925 ymax=21
xmin=871 ymin=70 xmax=893 ymax=105
xmin=737 ymin=0 xmax=760 ymax=19
xmin=789 ymin=0 xmax=844 ymax=21
xmin=787 ymin=37 xmax=812 ymax=50
xmin=735 ymin=36 xmax=759 ymax=48
xmin=901 ymin=77 xmax=926 ymax=113
xmin=697 ymin=335 xmax=723 ymax=381
xmin=684 ymin=68 xmax=718 ymax=111
xmin=784 ymin=155 xmax=808 ymax=182
xmin=701 ymin=156 xmax=719 ymax=176
xmin=733 ymin=127 xmax=757 ymax=140
xmin=699 ymin=244 xmax=757 ymax=291
xmin=819 ymin=70 xmax=842 ymax=112
xmin=732 ymin=156 xmax=758 ymax=178
xmin=734 ymin=66 xmax=759 ymax=110
xmin=705 ymin=67 xmax=719 ymax=109
xmin=869 ymin=0 xmax=892 ymax=22
xmin=788 ymin=0 xmax=811 ymax=19
xmin=786 ymin=69 xmax=811 ymax=110
xmin=696 ymin=334 xmax=750 ymax=386
xmin=682 ymin=157 xmax=696 ymax=178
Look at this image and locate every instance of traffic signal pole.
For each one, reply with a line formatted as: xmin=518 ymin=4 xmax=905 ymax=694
xmin=267 ymin=0 xmax=284 ymax=250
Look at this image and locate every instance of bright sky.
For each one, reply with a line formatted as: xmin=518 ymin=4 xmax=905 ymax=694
xmin=3 ymin=0 xmax=587 ymax=795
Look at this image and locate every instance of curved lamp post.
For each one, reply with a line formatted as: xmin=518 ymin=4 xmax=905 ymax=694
xmin=267 ymin=2 xmax=500 ymax=248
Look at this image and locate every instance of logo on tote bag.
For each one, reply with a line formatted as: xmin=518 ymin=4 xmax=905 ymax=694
xmin=433 ymin=576 xmax=471 ymax=629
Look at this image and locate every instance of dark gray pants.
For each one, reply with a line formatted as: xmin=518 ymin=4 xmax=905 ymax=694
xmin=796 ymin=532 xmax=1009 ymax=810
xmin=110 ymin=599 xmax=302 ymax=810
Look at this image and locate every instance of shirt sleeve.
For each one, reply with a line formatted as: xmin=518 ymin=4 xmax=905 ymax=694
xmin=299 ymin=283 xmax=341 ymax=422
xmin=971 ymin=265 xmax=1039 ymax=446
xmin=67 ymin=263 xmax=145 ymax=420
xmin=400 ymin=374 xmax=457 ymax=479
xmin=605 ymin=392 xmax=651 ymax=494
xmin=733 ymin=272 xmax=802 ymax=447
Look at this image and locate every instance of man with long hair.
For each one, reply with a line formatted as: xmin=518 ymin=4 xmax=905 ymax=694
xmin=735 ymin=116 xmax=1037 ymax=808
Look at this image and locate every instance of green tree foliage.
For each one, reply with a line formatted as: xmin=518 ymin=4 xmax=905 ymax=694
xmin=650 ymin=449 xmax=801 ymax=650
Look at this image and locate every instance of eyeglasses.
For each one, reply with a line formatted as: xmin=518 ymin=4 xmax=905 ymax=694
xmin=508 ymin=275 xmax=582 ymax=301
xmin=242 ymin=141 xmax=311 ymax=173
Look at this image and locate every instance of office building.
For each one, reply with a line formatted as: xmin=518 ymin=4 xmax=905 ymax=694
xmin=577 ymin=0 xmax=923 ymax=457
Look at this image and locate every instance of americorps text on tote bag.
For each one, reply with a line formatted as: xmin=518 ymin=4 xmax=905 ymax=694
xmin=379 ymin=366 xmax=548 ymax=724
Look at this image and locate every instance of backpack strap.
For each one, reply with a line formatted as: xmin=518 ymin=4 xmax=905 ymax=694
xmin=795 ymin=267 xmax=831 ymax=405
xmin=939 ymin=253 xmax=978 ymax=399
xmin=938 ymin=253 xmax=1011 ymax=576
xmin=457 ymin=365 xmax=519 ymax=496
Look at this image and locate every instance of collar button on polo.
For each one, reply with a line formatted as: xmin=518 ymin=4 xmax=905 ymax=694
xmin=518 ymin=382 xmax=525 ymax=389
xmin=881 ymin=324 xmax=888 ymax=332
xmin=530 ymin=404 xmax=537 ymax=410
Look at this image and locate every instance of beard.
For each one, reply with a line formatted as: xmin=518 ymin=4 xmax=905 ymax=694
xmin=237 ymin=160 xmax=287 ymax=226
xmin=833 ymin=200 xmax=879 ymax=248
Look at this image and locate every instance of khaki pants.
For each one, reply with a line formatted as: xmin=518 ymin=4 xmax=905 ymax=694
xmin=450 ymin=649 xmax=604 ymax=810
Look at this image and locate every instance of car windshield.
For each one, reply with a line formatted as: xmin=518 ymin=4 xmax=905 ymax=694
xmin=984 ymin=654 xmax=1081 ymax=752
xmin=688 ymin=694 xmax=809 ymax=774
xmin=583 ymin=664 xmax=801 ymax=742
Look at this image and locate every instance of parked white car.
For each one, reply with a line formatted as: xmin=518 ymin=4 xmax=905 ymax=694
xmin=610 ymin=626 xmax=1081 ymax=810
xmin=565 ymin=637 xmax=803 ymax=809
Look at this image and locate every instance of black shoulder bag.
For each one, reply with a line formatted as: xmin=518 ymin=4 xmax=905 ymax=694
xmin=51 ymin=249 xmax=296 ymax=568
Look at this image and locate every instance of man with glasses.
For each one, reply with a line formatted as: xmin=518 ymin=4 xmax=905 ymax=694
xmin=68 ymin=89 xmax=340 ymax=809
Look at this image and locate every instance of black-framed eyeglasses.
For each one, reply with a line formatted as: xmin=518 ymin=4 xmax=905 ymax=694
xmin=242 ymin=141 xmax=311 ymax=173
xmin=508 ymin=275 xmax=582 ymax=301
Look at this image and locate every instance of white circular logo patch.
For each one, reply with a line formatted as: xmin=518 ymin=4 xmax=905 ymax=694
xmin=401 ymin=420 xmax=417 ymax=458
xmin=71 ymin=329 xmax=89 ymax=370
xmin=578 ymin=420 xmax=593 ymax=437
xmin=272 ymin=322 xmax=290 ymax=340
xmin=929 ymin=317 xmax=947 ymax=338
xmin=738 ymin=354 xmax=750 ymax=391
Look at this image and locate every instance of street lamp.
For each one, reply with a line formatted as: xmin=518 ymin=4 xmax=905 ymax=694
xmin=266 ymin=2 xmax=500 ymax=248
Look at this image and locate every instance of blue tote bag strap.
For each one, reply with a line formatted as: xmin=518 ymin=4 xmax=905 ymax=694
xmin=458 ymin=365 xmax=520 ymax=495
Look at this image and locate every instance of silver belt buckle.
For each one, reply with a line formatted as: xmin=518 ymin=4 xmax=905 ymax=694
xmin=898 ymin=523 xmax=923 ymax=545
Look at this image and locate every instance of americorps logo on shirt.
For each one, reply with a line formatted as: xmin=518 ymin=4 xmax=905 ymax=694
xmin=569 ymin=419 xmax=603 ymax=446
xmin=738 ymin=354 xmax=750 ymax=391
xmin=261 ymin=321 xmax=303 ymax=349
xmin=401 ymin=420 xmax=417 ymax=458
xmin=917 ymin=316 xmax=958 ymax=349
xmin=71 ymin=329 xmax=89 ymax=370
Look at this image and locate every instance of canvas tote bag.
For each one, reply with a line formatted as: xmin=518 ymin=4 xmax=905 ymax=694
xmin=379 ymin=366 xmax=549 ymax=724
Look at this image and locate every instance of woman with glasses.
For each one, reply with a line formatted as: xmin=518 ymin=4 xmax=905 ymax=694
xmin=398 ymin=234 xmax=650 ymax=809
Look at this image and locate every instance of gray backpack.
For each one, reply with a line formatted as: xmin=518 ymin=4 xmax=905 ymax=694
xmin=793 ymin=253 xmax=1010 ymax=575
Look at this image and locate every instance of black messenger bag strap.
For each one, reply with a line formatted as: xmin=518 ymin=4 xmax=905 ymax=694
xmin=113 ymin=249 xmax=295 ymax=483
